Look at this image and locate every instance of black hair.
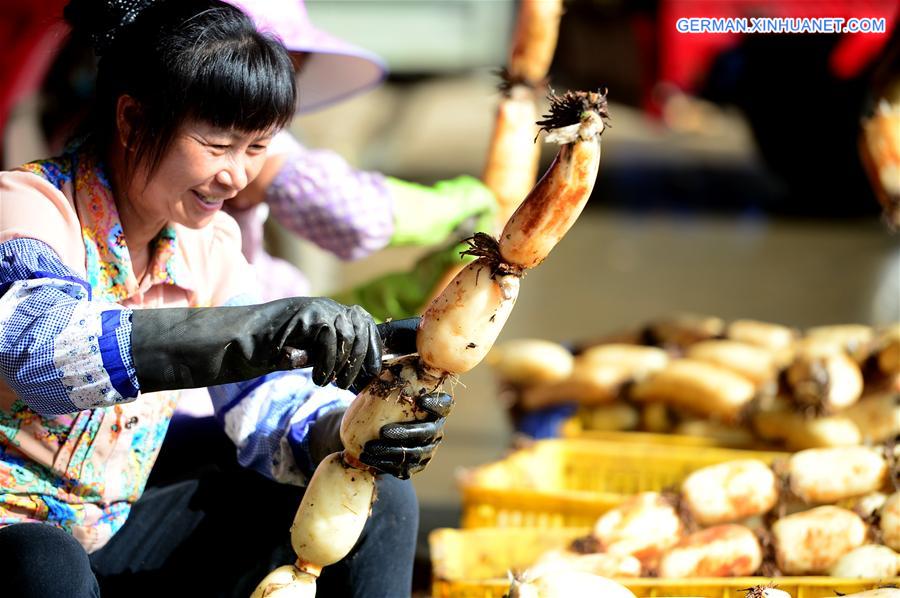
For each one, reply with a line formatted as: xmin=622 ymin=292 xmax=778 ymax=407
xmin=64 ymin=0 xmax=297 ymax=178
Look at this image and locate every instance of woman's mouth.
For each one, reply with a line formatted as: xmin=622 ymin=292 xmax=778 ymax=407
xmin=192 ymin=190 xmax=225 ymax=212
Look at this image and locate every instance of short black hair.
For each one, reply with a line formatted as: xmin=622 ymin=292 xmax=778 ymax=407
xmin=65 ymin=0 xmax=297 ymax=177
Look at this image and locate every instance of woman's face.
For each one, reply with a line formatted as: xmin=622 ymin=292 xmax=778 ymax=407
xmin=128 ymin=119 xmax=275 ymax=229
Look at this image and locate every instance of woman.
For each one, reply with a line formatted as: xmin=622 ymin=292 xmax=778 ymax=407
xmin=0 ymin=1 xmax=447 ymax=596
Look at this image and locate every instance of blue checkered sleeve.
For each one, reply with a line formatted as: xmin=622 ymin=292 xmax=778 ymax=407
xmin=0 ymin=238 xmax=139 ymax=414
xmin=207 ymin=293 xmax=353 ymax=485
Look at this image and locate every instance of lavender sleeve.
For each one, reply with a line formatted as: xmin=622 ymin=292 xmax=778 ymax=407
xmin=265 ymin=138 xmax=395 ymax=261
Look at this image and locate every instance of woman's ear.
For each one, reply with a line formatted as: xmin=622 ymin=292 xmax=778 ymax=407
xmin=115 ymin=95 xmax=142 ymax=150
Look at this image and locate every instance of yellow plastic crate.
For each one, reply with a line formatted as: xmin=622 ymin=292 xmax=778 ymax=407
xmin=430 ymin=527 xmax=588 ymax=583
xmin=429 ymin=527 xmax=900 ymax=598
xmin=459 ymin=439 xmax=788 ymax=528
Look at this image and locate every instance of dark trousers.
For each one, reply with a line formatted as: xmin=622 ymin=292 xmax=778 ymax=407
xmin=0 ymin=418 xmax=418 ymax=598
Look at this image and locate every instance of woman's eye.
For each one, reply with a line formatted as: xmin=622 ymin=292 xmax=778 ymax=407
xmin=210 ymin=144 xmax=230 ymax=150
xmin=250 ymin=144 xmax=267 ymax=151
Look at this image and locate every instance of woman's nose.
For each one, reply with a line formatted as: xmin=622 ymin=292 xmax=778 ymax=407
xmin=215 ymin=158 xmax=249 ymax=191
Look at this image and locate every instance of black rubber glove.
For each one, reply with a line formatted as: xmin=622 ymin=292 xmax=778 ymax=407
xmin=131 ymin=297 xmax=381 ymax=392
xmin=359 ymin=391 xmax=453 ymax=479
xmin=306 ymin=392 xmax=453 ymax=477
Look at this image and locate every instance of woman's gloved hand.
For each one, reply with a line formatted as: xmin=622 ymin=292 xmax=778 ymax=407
xmin=306 ymin=391 xmax=452 ymax=479
xmin=359 ymin=391 xmax=452 ymax=479
xmin=131 ymin=297 xmax=381 ymax=392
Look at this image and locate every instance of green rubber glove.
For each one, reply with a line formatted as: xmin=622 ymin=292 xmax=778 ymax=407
xmin=330 ymin=207 xmax=495 ymax=322
xmin=386 ymin=175 xmax=497 ymax=247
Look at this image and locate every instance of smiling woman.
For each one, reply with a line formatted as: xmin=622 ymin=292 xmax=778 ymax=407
xmin=0 ymin=1 xmax=442 ymax=597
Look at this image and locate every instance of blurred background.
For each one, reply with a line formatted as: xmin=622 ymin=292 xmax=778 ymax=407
xmin=1 ymin=0 xmax=899 ymax=590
